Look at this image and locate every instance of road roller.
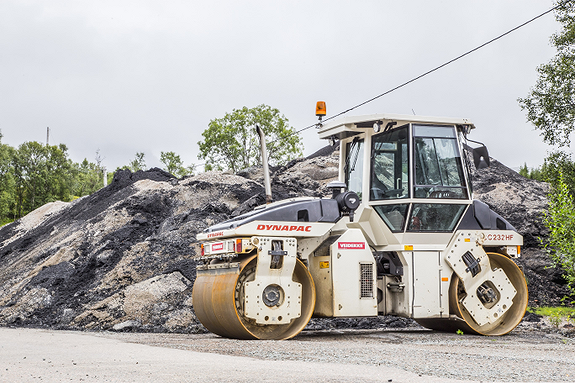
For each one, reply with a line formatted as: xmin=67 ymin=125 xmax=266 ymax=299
xmin=192 ymin=110 xmax=528 ymax=340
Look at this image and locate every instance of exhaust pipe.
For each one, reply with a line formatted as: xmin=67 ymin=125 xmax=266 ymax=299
xmin=255 ymin=124 xmax=272 ymax=204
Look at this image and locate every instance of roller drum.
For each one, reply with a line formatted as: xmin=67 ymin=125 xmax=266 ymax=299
xmin=192 ymin=255 xmax=316 ymax=340
xmin=416 ymin=252 xmax=528 ymax=335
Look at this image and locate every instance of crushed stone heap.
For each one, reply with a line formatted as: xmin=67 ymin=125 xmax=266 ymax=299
xmin=0 ymin=149 xmax=569 ymax=332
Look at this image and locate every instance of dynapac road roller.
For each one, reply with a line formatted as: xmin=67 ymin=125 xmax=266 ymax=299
xmin=192 ymin=110 xmax=528 ymax=339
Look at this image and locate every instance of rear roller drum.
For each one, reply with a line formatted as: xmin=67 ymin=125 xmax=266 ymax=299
xmin=192 ymin=255 xmax=316 ymax=340
xmin=416 ymin=252 xmax=528 ymax=335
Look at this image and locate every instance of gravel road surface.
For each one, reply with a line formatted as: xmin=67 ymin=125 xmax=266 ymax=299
xmin=1 ymin=325 xmax=573 ymax=383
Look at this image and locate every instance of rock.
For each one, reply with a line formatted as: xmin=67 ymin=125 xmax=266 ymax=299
xmin=521 ymin=311 xmax=542 ymax=323
xmin=112 ymin=319 xmax=142 ymax=331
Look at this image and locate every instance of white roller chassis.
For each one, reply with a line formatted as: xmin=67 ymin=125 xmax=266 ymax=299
xmin=193 ymin=112 xmax=528 ymax=339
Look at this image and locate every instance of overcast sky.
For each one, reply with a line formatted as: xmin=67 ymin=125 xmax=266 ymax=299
xmin=0 ymin=0 xmax=563 ymax=172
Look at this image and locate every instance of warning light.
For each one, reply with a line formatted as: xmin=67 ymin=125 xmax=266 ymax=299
xmin=316 ymin=101 xmax=326 ymax=117
xmin=235 ymin=238 xmax=243 ymax=253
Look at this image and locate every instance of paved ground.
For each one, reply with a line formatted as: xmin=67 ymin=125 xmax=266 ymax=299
xmin=0 ymin=326 xmax=574 ymax=383
xmin=0 ymin=327 xmax=471 ymax=383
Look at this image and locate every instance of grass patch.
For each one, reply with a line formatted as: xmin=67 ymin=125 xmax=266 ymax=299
xmin=528 ymin=306 xmax=575 ymax=317
xmin=528 ymin=306 xmax=575 ymax=327
xmin=0 ymin=218 xmax=14 ymax=227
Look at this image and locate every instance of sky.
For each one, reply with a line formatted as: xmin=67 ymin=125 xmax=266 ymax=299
xmin=0 ymin=0 xmax=564 ymax=172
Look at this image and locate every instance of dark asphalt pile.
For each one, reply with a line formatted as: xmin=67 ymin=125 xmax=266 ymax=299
xmin=0 ymin=148 xmax=570 ymax=335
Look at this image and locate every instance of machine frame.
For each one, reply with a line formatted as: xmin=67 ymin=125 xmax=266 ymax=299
xmin=193 ymin=113 xmax=528 ymax=339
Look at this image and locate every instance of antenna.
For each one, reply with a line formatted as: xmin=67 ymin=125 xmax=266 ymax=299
xmin=255 ymin=125 xmax=272 ymax=204
xmin=46 ymin=127 xmax=50 ymax=145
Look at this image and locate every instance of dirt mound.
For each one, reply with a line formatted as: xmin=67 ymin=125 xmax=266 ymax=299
xmin=469 ymin=158 xmax=570 ymax=306
xmin=0 ymin=149 xmax=569 ymax=333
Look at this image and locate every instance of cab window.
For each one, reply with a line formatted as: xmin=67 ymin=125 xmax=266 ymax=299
xmin=344 ymin=138 xmax=364 ymax=200
xmin=370 ymin=126 xmax=409 ymax=200
xmin=413 ymin=125 xmax=468 ymax=199
xmin=407 ymin=203 xmax=466 ymax=232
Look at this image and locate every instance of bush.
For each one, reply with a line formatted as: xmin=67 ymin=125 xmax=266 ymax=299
xmin=542 ymin=172 xmax=575 ymax=298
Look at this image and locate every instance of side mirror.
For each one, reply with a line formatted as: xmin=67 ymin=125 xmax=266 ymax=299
xmin=473 ymin=145 xmax=490 ymax=169
xmin=464 ymin=143 xmax=490 ymax=169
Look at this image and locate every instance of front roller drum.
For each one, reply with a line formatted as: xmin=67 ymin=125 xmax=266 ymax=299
xmin=416 ymin=252 xmax=528 ymax=335
xmin=192 ymin=255 xmax=316 ymax=340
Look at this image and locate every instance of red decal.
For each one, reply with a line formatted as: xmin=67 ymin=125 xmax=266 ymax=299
xmin=338 ymin=242 xmax=366 ymax=250
xmin=207 ymin=231 xmax=224 ymax=239
xmin=211 ymin=242 xmax=224 ymax=251
xmin=257 ymin=224 xmax=265 ymax=230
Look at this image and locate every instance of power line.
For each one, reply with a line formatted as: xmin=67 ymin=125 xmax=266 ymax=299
xmin=269 ymin=2 xmax=564 ymax=145
xmin=194 ymin=2 xmax=564 ymax=169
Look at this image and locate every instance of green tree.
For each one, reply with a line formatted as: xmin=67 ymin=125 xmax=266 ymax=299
xmin=160 ymin=151 xmax=195 ymax=178
xmin=197 ymin=104 xmax=304 ymax=173
xmin=0 ymin=136 xmax=111 ymax=223
xmin=128 ymin=152 xmax=146 ymax=172
xmin=519 ymin=163 xmax=530 ymax=178
xmin=542 ymin=172 xmax=575 ymax=295
xmin=0 ymin=131 xmax=16 ymax=224
xmin=13 ymin=141 xmax=47 ymax=216
xmin=519 ymin=1 xmax=575 ymax=147
xmin=45 ymin=143 xmax=74 ymax=202
xmin=519 ymin=2 xmax=575 ymax=300
xmin=530 ymin=167 xmax=544 ymax=181
xmin=72 ymin=158 xmax=104 ymax=197
xmin=11 ymin=141 xmax=73 ymax=218
xmin=541 ymin=151 xmax=575 ymax=192
xmin=519 ymin=162 xmax=545 ymax=181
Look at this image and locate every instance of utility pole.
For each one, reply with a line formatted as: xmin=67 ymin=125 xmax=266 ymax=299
xmin=46 ymin=127 xmax=50 ymax=146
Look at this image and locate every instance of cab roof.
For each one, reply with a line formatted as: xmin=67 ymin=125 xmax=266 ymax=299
xmin=317 ymin=113 xmax=475 ymax=140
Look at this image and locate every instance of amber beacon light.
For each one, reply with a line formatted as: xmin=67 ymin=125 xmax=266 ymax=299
xmin=316 ymin=101 xmax=327 ymax=116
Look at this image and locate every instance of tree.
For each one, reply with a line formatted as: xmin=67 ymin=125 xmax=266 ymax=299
xmin=519 ymin=163 xmax=529 ymax=178
xmin=197 ymin=104 xmax=304 ymax=173
xmin=11 ymin=142 xmax=73 ymax=218
xmin=541 ymin=151 xmax=575 ymax=192
xmin=13 ymin=141 xmax=48 ymax=215
xmin=0 ymin=137 xmax=109 ymax=223
xmin=519 ymin=162 xmax=545 ymax=181
xmin=72 ymin=158 xmax=104 ymax=197
xmin=160 ymin=151 xmax=195 ymax=178
xmin=518 ymin=1 xmax=575 ymax=147
xmin=128 ymin=152 xmax=146 ymax=172
xmin=0 ymin=131 xmax=15 ymax=224
xmin=519 ymin=2 xmax=575 ymax=301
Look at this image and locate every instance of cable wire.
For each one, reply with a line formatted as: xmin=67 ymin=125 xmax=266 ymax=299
xmin=269 ymin=2 xmax=565 ymax=145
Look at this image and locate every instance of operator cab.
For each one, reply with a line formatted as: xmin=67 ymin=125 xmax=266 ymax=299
xmin=319 ymin=114 xmax=475 ymax=234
